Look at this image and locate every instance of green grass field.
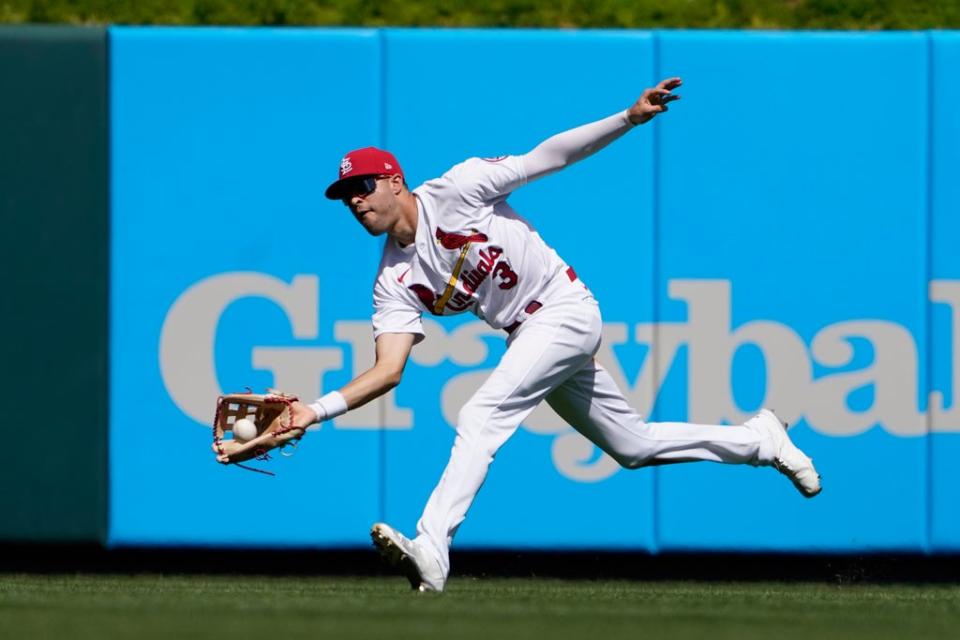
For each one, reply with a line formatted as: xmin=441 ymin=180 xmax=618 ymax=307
xmin=1 ymin=574 xmax=959 ymax=640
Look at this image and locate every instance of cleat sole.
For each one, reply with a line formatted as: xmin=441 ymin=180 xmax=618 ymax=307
xmin=371 ymin=525 xmax=423 ymax=591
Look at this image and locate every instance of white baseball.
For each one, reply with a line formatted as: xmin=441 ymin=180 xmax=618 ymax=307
xmin=232 ymin=418 xmax=259 ymax=442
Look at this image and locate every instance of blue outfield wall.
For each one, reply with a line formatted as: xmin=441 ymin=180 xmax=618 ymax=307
xmin=108 ymin=27 xmax=960 ymax=552
xmin=930 ymin=32 xmax=960 ymax=551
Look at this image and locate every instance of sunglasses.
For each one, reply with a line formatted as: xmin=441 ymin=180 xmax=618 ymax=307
xmin=339 ymin=175 xmax=384 ymax=201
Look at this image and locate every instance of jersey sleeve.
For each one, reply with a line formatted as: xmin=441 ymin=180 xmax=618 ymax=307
xmin=443 ymin=156 xmax=528 ymax=205
xmin=443 ymin=110 xmax=634 ymax=206
xmin=372 ymin=274 xmax=425 ymax=342
xmin=519 ymin=110 xmax=634 ymax=182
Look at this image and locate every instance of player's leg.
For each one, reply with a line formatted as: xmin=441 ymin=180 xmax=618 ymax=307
xmin=408 ymin=298 xmax=602 ymax=588
xmin=546 ymin=360 xmax=767 ymax=466
xmin=544 ymin=359 xmax=820 ymax=492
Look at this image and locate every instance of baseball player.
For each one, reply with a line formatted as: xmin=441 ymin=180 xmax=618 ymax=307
xmin=288 ymin=78 xmax=821 ymax=592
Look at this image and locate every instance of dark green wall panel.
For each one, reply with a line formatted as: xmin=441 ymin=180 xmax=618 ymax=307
xmin=0 ymin=26 xmax=107 ymax=542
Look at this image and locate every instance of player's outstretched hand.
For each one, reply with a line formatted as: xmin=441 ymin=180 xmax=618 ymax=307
xmin=628 ymin=77 xmax=682 ymax=125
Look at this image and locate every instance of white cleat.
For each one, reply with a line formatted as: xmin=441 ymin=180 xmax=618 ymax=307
xmin=370 ymin=522 xmax=446 ymax=593
xmin=745 ymin=409 xmax=822 ymax=498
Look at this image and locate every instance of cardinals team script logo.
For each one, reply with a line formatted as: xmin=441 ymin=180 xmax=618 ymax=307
xmin=339 ymin=156 xmax=353 ymax=176
xmin=408 ymin=228 xmax=520 ymax=315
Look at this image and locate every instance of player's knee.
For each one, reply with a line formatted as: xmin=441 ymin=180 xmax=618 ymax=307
xmin=455 ymin=404 xmax=486 ymax=443
xmin=455 ymin=402 xmax=512 ymax=454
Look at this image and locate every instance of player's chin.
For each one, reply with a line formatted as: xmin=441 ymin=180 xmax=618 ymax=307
xmin=361 ymin=223 xmax=386 ymax=237
xmin=354 ymin=213 xmax=383 ymax=236
xmin=358 ymin=219 xmax=388 ymax=236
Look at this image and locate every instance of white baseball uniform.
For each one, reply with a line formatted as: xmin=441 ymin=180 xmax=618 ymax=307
xmin=371 ymin=110 xmax=778 ymax=581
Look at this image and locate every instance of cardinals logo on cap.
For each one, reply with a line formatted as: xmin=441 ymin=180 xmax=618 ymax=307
xmin=339 ymin=156 xmax=354 ymax=177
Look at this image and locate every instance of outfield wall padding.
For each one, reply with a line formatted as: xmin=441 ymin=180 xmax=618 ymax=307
xmin=0 ymin=26 xmax=108 ymax=543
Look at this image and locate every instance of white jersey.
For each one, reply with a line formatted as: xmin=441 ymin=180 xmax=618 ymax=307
xmin=371 ymin=155 xmax=578 ymax=339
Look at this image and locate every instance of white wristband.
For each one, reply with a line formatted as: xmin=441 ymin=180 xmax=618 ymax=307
xmin=308 ymin=391 xmax=348 ymax=424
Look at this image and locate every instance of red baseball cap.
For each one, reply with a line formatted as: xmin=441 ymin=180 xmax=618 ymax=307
xmin=324 ymin=147 xmax=404 ymax=199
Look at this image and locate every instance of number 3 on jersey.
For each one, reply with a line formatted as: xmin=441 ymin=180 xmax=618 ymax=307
xmin=478 ymin=246 xmax=518 ymax=290
xmin=493 ymin=261 xmax=518 ymax=289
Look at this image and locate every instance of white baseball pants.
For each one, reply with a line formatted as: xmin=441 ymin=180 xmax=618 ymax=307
xmin=414 ymin=290 xmax=773 ymax=579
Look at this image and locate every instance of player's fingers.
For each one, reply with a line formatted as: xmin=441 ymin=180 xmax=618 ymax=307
xmin=658 ymin=77 xmax=683 ymax=90
xmin=661 ymin=93 xmax=681 ymax=104
xmin=648 ymin=89 xmax=672 ymax=105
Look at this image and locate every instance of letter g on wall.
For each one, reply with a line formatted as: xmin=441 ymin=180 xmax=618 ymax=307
xmin=158 ymin=273 xmax=319 ymax=423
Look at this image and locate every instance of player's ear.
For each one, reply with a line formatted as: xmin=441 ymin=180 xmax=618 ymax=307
xmin=388 ymin=173 xmax=405 ymax=194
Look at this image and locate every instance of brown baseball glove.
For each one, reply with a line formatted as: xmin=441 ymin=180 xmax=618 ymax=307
xmin=211 ymin=390 xmax=305 ymax=474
